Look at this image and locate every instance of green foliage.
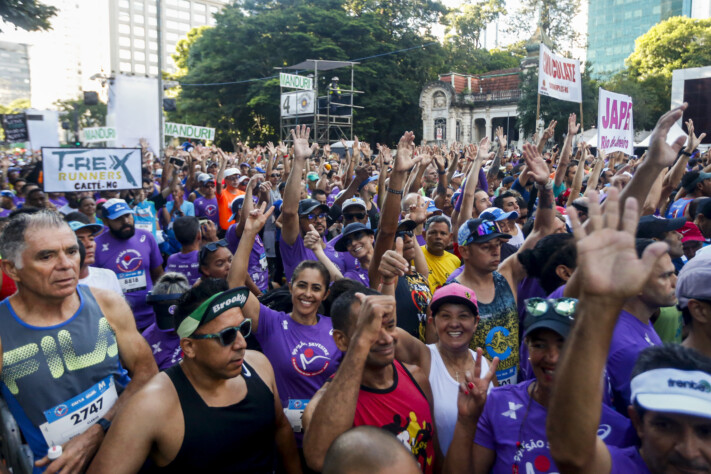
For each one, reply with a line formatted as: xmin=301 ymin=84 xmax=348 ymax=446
xmin=54 ymin=97 xmax=107 ymax=130
xmin=0 ymin=0 xmax=57 ymax=32
xmin=508 ymin=0 xmax=581 ymax=53
xmin=0 ymin=98 xmax=30 ymax=115
xmin=444 ymin=0 xmax=506 ymax=50
xmin=601 ymin=72 xmax=668 ymax=131
xmin=517 ymin=63 xmax=599 ymax=141
xmin=172 ymin=26 xmax=211 ymax=77
xmin=626 ymin=16 xmax=711 ymax=80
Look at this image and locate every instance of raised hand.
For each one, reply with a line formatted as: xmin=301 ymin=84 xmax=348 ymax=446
xmin=567 ymin=113 xmax=580 ymax=136
xmin=477 ymin=136 xmax=492 ymax=162
xmin=522 ymin=143 xmax=550 ymax=185
xmin=406 ymin=194 xmax=427 ymax=225
xmin=290 ymin=125 xmax=317 ymax=161
xmin=394 ymin=131 xmax=422 ymax=172
xmin=244 ymin=202 xmax=274 ymax=235
xmin=647 ymin=104 xmax=688 ymax=169
xmin=567 ymin=188 xmax=668 ymax=300
xmin=543 ymin=120 xmax=557 ymax=141
xmin=456 ymin=348 xmax=499 ymax=421
xmin=685 ymin=118 xmax=706 ymax=153
xmin=433 ymin=153 xmax=446 ymax=172
xmin=352 ymin=293 xmax=397 ymax=348
xmin=303 ymin=224 xmax=322 ymax=251
xmin=379 ymin=237 xmax=409 ymax=284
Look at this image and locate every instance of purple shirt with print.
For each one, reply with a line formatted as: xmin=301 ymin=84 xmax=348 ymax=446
xmin=344 ymin=266 xmax=369 ymax=286
xmin=606 ymin=310 xmax=662 ymax=412
xmin=226 ymin=224 xmax=268 ymax=292
xmin=280 ymin=233 xmax=319 ymax=282
xmin=165 ymin=250 xmax=200 ymax=285
xmin=475 ymin=379 xmax=635 ymax=474
xmin=93 ymin=228 xmax=163 ymax=330
xmin=194 ymin=196 xmax=219 ymax=225
xmin=255 ymin=305 xmax=342 ymax=443
xmin=325 ymin=233 xmax=359 ymax=274
xmin=142 ymin=324 xmax=182 ymax=370
xmin=609 ymin=446 xmax=650 ymax=473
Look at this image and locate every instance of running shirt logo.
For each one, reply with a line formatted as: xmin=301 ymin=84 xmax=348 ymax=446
xmin=204 ymin=204 xmax=217 ymax=216
xmin=54 ymin=405 xmax=68 ymax=417
xmin=381 ymin=412 xmax=434 ymax=471
xmin=290 ymin=342 xmax=331 ymax=376
xmin=116 ymin=249 xmax=143 ymax=272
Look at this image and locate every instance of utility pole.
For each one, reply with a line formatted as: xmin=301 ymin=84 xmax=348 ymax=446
xmin=156 ymin=0 xmax=164 ymax=160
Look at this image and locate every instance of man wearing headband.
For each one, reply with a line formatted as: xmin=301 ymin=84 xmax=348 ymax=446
xmin=89 ymin=280 xmax=301 ymax=473
xmin=548 ymin=188 xmax=711 ymax=474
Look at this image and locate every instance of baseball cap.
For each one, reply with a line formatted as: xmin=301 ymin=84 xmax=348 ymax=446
xmin=67 ymin=220 xmax=103 ymax=235
xmin=237 ymin=176 xmax=249 ymax=185
xmin=571 ymin=197 xmax=589 ymax=213
xmin=502 ymin=176 xmax=515 ymax=186
xmin=255 ymin=166 xmax=266 ymax=174
xmin=342 ymin=197 xmax=366 ymax=213
xmin=0 ymin=190 xmax=14 ymax=198
xmin=396 ymin=219 xmax=418 ymax=233
xmin=358 ymin=175 xmax=378 ymax=191
xmin=176 ymin=286 xmax=250 ymax=338
xmin=430 ymin=283 xmax=478 ymax=316
xmin=676 ymin=251 xmax=711 ymax=309
xmin=197 ymin=173 xmax=213 ymax=184
xmin=679 ymin=222 xmax=705 ymax=243
xmin=298 ymin=199 xmax=329 ymax=216
xmin=452 ymin=171 xmax=465 ymax=180
xmin=457 ymin=218 xmax=511 ymax=246
xmin=523 ymin=297 xmax=578 ymax=339
xmin=636 ymin=215 xmax=686 ymax=239
xmin=334 ymin=222 xmax=374 ymax=252
xmin=102 ymin=198 xmax=135 ymax=220
xmin=426 ymin=200 xmax=442 ymax=215
xmin=228 ymin=196 xmax=246 ymax=223
xmin=631 ymin=368 xmax=711 ymax=420
xmin=224 ymin=168 xmax=240 ymax=178
xmin=307 ymin=172 xmax=319 ymax=182
xmin=682 ymin=171 xmax=711 ymax=193
xmin=480 ymin=207 xmax=518 ymax=222
xmin=239 ymin=162 xmax=251 ymax=169
xmin=698 ymin=198 xmax=711 ymax=219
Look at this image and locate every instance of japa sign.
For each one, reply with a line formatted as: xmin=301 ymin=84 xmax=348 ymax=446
xmin=82 ymin=127 xmax=116 ymax=143
xmin=597 ymin=88 xmax=634 ymax=155
xmin=280 ymin=73 xmax=313 ymax=91
xmin=538 ymin=44 xmax=582 ymax=103
xmin=164 ymin=122 xmax=215 ymax=140
xmin=42 ymin=147 xmax=142 ymax=192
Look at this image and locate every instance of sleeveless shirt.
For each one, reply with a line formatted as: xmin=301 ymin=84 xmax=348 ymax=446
xmin=353 ymin=360 xmax=435 ymax=473
xmin=159 ymin=361 xmax=276 ymax=473
xmin=0 ymin=285 xmax=129 ymax=462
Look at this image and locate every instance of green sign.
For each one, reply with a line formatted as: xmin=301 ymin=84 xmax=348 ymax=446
xmin=280 ymin=73 xmax=313 ymax=91
xmin=81 ymin=127 xmax=116 ymax=143
xmin=164 ymin=122 xmax=215 ymax=140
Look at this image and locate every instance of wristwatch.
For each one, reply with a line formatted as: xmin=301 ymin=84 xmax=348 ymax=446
xmin=96 ymin=417 xmax=111 ymax=433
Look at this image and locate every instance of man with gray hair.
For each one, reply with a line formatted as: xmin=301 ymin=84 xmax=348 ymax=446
xmin=0 ymin=210 xmax=158 ymax=473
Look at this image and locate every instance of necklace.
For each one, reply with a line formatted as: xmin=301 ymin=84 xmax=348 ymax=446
xmin=438 ymin=345 xmax=474 ymax=382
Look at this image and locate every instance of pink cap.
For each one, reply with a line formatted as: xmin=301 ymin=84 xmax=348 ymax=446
xmin=430 ymin=283 xmax=478 ymax=316
xmin=679 ymin=222 xmax=705 ymax=243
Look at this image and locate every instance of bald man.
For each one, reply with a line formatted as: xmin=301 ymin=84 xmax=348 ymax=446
xmin=322 ymin=426 xmax=421 ymax=474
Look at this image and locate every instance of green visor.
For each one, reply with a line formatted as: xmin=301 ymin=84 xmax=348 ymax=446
xmin=177 ymin=286 xmax=250 ymax=338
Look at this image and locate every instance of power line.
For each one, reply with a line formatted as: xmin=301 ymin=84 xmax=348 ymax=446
xmin=178 ymin=41 xmax=439 ymax=87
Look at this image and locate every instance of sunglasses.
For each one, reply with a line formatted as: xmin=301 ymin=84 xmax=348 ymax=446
xmin=395 ymin=230 xmax=414 ymax=239
xmin=344 ymin=212 xmax=366 ymax=221
xmin=525 ymin=297 xmax=577 ymax=320
xmin=305 ymin=212 xmax=328 ymax=221
xmin=199 ymin=239 xmax=229 ymax=263
xmin=201 ymin=181 xmax=215 ymax=187
xmin=345 ymin=231 xmax=369 ymax=247
xmin=270 ymin=173 xmax=281 ymax=178
xmin=191 ymin=319 xmax=252 ymax=346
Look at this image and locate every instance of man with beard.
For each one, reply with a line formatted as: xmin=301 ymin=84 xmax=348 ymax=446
xmin=94 ymin=199 xmax=164 ymax=331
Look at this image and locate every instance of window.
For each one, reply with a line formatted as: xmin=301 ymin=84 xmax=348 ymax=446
xmin=149 ymin=41 xmax=158 ymax=51
xmin=193 ymin=14 xmax=205 ymax=23
xmin=149 ymin=66 xmax=158 ymax=75
xmin=134 ymin=51 xmax=146 ymax=61
xmin=434 ymin=118 xmax=446 ymax=141
xmin=120 ymin=49 xmax=132 ymax=60
xmin=119 ymin=23 xmax=131 ymax=34
xmin=133 ymin=1 xmax=144 ymax=11
xmin=135 ymin=63 xmax=146 ymax=74
xmin=119 ymin=36 xmax=131 ymax=47
xmin=134 ymin=26 xmax=145 ymax=37
xmin=149 ymin=53 xmax=158 ymax=62
xmin=178 ymin=10 xmax=190 ymax=20
xmin=179 ymin=0 xmax=190 ymax=8
xmin=134 ymin=14 xmax=144 ymax=24
xmin=120 ymin=61 xmax=132 ymax=72
xmin=456 ymin=121 xmax=461 ymax=143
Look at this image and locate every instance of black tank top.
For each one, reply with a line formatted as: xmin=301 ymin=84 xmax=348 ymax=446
xmin=160 ymin=361 xmax=276 ymax=473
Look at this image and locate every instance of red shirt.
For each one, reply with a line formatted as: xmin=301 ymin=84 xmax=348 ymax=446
xmin=353 ymin=360 xmax=435 ymax=473
xmin=0 ymin=269 xmax=16 ymax=301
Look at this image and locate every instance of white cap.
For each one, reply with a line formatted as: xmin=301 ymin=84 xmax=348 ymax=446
xmin=237 ymin=176 xmax=249 ymax=184
xmin=224 ymin=168 xmax=240 ymax=178
xmin=48 ymin=445 xmax=62 ymax=460
xmin=342 ymin=197 xmax=366 ymax=212
xmin=631 ymin=368 xmax=711 ymax=419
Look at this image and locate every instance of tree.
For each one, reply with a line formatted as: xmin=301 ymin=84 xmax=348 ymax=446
xmin=172 ymin=26 xmax=211 ymax=78
xmin=517 ymin=62 xmax=599 ymax=141
xmin=507 ymin=0 xmax=581 ymax=54
xmin=444 ymin=0 xmax=506 ymax=50
xmin=0 ymin=98 xmax=30 ymax=115
xmin=602 ymin=72 xmax=668 ymax=131
xmin=0 ymin=0 xmax=57 ymax=32
xmin=54 ymin=97 xmax=107 ymax=131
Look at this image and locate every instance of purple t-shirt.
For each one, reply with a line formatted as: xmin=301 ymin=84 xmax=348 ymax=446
xmin=606 ymin=310 xmax=663 ymax=411
xmin=0 ymin=208 xmax=10 ymax=217
xmin=142 ymin=323 xmax=182 ymax=371
xmin=194 ymin=196 xmax=219 ymax=225
xmin=475 ymin=379 xmax=635 ymax=474
xmin=446 ymin=265 xmax=463 ymax=283
xmin=255 ymin=305 xmax=342 ymax=440
xmin=344 ymin=266 xmax=369 ymax=286
xmin=226 ymin=224 xmax=268 ymax=292
xmin=325 ymin=233 xmax=359 ymax=274
xmin=280 ymin=233 xmax=319 ymax=282
xmin=609 ymin=446 xmax=650 ymax=473
xmin=93 ymin=228 xmax=163 ymax=330
xmin=165 ymin=250 xmax=200 ymax=285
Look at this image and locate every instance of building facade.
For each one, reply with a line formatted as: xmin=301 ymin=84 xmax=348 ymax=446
xmin=109 ymin=0 xmax=229 ymax=77
xmin=587 ymin=0 xmax=684 ymax=78
xmin=0 ymin=41 xmax=31 ymax=105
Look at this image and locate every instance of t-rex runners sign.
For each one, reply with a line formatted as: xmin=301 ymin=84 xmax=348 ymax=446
xmin=42 ymin=147 xmax=142 ymax=192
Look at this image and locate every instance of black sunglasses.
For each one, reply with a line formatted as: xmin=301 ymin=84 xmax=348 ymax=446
xmin=270 ymin=173 xmax=281 ymax=178
xmin=305 ymin=212 xmax=328 ymax=221
xmin=345 ymin=231 xmax=369 ymax=247
xmin=191 ymin=319 xmax=252 ymax=346
xmin=344 ymin=212 xmax=366 ymax=221
xmin=201 ymin=181 xmax=215 ymax=187
xmin=199 ymin=239 xmax=229 ymax=263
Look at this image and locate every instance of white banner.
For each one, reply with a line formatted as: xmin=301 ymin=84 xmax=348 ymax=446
xmin=280 ymin=91 xmax=315 ymax=117
xmin=26 ymin=109 xmax=60 ymax=150
xmin=597 ymin=88 xmax=634 ymax=155
xmin=82 ymin=127 xmax=116 ymax=143
xmin=41 ymin=147 xmax=142 ymax=192
xmin=164 ymin=122 xmax=215 ymax=141
xmin=538 ymin=44 xmax=582 ymax=103
xmin=108 ymin=75 xmax=160 ymax=155
xmin=280 ymin=73 xmax=313 ymax=90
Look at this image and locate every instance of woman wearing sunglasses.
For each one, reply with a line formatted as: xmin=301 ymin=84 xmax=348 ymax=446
xmin=228 ymin=203 xmax=342 ymax=451
xmin=444 ymin=297 xmax=635 ymax=473
xmin=199 ymin=239 xmax=232 ymax=280
xmin=305 ymin=222 xmax=375 ymax=286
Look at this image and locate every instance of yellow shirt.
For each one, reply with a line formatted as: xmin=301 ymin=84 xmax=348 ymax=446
xmin=421 ymin=245 xmax=461 ymax=293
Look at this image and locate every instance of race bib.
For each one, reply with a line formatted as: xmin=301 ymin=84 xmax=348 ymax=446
xmin=284 ymin=399 xmax=309 ymax=433
xmin=259 ymin=253 xmax=268 ymax=271
xmin=135 ymin=222 xmax=153 ymax=233
xmin=118 ymin=269 xmax=147 ymax=293
xmin=39 ymin=376 xmax=118 ymax=447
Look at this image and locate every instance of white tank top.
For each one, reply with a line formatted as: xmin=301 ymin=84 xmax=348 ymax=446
xmin=427 ymin=344 xmax=492 ymax=455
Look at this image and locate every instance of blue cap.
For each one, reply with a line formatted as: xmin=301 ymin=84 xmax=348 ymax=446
xmin=0 ymin=190 xmax=14 ymax=198
xmin=335 ymin=222 xmax=374 ymax=252
xmin=255 ymin=166 xmax=266 ymax=174
xmin=426 ymin=200 xmax=442 ymax=215
xmin=239 ymin=162 xmax=251 ymax=169
xmin=102 ymin=198 xmax=135 ymax=220
xmin=68 ymin=220 xmax=103 ymax=235
xmin=451 ymin=191 xmax=461 ymax=206
xmin=358 ymin=175 xmax=378 ymax=191
xmin=480 ymin=207 xmax=518 ymax=221
xmin=457 ymin=218 xmax=511 ymax=246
